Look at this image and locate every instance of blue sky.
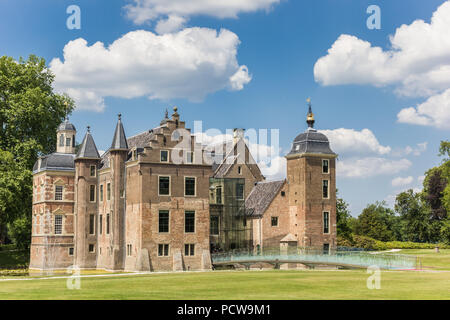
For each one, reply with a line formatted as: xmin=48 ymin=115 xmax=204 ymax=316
xmin=1 ymin=0 xmax=449 ymax=215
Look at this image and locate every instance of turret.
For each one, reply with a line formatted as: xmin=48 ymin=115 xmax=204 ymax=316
xmin=56 ymin=118 xmax=76 ymax=154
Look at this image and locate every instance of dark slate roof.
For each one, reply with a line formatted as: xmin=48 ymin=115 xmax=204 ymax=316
xmin=76 ymin=131 xmax=100 ymax=159
xmin=288 ymin=128 xmax=336 ymax=156
xmin=127 ymin=130 xmax=155 ymax=149
xmin=33 ymin=153 xmax=75 ymax=173
xmin=99 ymin=150 xmax=110 ymax=169
xmin=245 ymin=180 xmax=285 ymax=217
xmin=111 ymin=117 xmax=128 ymax=150
xmin=58 ymin=119 xmax=76 ymax=131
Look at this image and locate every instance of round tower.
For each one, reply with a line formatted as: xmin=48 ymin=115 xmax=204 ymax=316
xmin=57 ymin=118 xmax=76 ymax=154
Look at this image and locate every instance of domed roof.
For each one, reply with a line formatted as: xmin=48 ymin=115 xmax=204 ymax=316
xmin=58 ymin=119 xmax=76 ymax=132
xmin=33 ymin=153 xmax=75 ymax=173
xmin=288 ymin=128 xmax=335 ymax=156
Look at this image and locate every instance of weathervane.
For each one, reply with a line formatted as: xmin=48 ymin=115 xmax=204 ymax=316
xmin=306 ymin=97 xmax=315 ymax=129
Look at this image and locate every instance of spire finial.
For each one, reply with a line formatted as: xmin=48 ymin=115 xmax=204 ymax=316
xmin=118 ymin=113 xmax=122 ymax=120
xmin=165 ymin=108 xmax=169 ymax=119
xmin=87 ymin=125 xmax=91 ymax=133
xmin=306 ymin=97 xmax=315 ymax=129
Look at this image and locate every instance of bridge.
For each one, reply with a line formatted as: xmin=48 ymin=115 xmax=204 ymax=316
xmin=211 ymin=249 xmax=419 ymax=270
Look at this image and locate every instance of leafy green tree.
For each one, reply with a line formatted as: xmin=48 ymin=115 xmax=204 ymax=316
xmin=336 ymin=190 xmax=353 ymax=240
xmin=395 ymin=189 xmax=434 ymax=242
xmin=354 ymin=201 xmax=398 ymax=241
xmin=0 ymin=55 xmax=74 ymax=247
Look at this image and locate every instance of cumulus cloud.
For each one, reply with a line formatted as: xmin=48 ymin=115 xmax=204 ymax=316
xmin=391 ymin=142 xmax=428 ymax=157
xmin=319 ymin=128 xmax=391 ymax=156
xmin=155 ymin=14 xmax=186 ymax=34
xmin=397 ymin=88 xmax=450 ymax=129
xmin=391 ymin=176 xmax=414 ymax=187
xmin=337 ymin=157 xmax=412 ymax=178
xmin=125 ymin=0 xmax=280 ymax=26
xmin=50 ymin=28 xmax=251 ymax=111
xmin=314 ymin=1 xmax=450 ymax=130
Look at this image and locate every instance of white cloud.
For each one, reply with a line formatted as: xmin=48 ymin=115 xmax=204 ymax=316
xmin=337 ymin=157 xmax=412 ymax=178
xmin=391 ymin=176 xmax=413 ymax=187
xmin=155 ymin=15 xmax=186 ymax=34
xmin=391 ymin=142 xmax=428 ymax=157
xmin=125 ymin=0 xmax=280 ymax=26
xmin=314 ymin=1 xmax=450 ymax=130
xmin=50 ymin=28 xmax=251 ymax=111
xmin=319 ymin=128 xmax=391 ymax=156
xmin=397 ymin=88 xmax=450 ymax=129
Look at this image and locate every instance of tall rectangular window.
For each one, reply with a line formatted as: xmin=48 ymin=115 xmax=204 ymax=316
xmin=323 ymin=212 xmax=330 ymax=234
xmin=210 ymin=216 xmax=219 ymax=235
xmin=99 ymin=215 xmax=103 ymax=235
xmin=158 ymin=244 xmax=169 ymax=256
xmin=185 ymin=211 xmax=195 ymax=233
xmin=322 ymin=180 xmax=329 ymax=199
xmin=236 ymin=183 xmax=244 ymax=200
xmin=72 ymin=135 xmax=75 ymax=147
xmin=159 ymin=176 xmax=170 ymax=195
xmin=100 ymin=185 xmax=104 ymax=202
xmin=54 ymin=215 xmax=63 ymax=234
xmin=159 ymin=210 xmax=169 ymax=233
xmin=90 ymin=185 xmax=96 ymax=202
xmin=322 ymin=159 xmax=329 ymax=174
xmin=66 ymin=137 xmax=71 ymax=147
xmin=323 ymin=243 xmax=330 ymax=255
xmin=160 ymin=150 xmax=168 ymax=162
xmin=107 ymin=183 xmax=111 ymax=200
xmin=216 ymin=186 xmax=222 ymax=204
xmin=59 ymin=134 xmax=64 ymax=147
xmin=184 ymin=244 xmax=195 ymax=256
xmin=271 ymin=217 xmax=278 ymax=227
xmin=185 ymin=177 xmax=196 ymax=196
xmin=90 ymin=165 xmax=96 ymax=177
xmin=106 ymin=213 xmax=110 ymax=234
xmin=55 ymin=186 xmax=63 ymax=200
xmin=89 ymin=214 xmax=95 ymax=235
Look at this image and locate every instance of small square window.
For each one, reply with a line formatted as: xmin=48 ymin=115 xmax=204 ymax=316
xmin=68 ymin=247 xmax=74 ymax=256
xmin=184 ymin=244 xmax=195 ymax=256
xmin=158 ymin=244 xmax=169 ymax=256
xmin=160 ymin=150 xmax=169 ymax=162
xmin=271 ymin=217 xmax=278 ymax=227
xmin=238 ymin=166 xmax=242 ymax=175
xmin=88 ymin=244 xmax=95 ymax=253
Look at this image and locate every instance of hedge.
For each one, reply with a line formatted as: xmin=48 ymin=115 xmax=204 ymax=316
xmin=337 ymin=235 xmax=450 ymax=250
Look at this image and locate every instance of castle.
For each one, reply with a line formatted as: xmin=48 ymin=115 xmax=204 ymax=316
xmin=30 ymin=103 xmax=337 ymax=271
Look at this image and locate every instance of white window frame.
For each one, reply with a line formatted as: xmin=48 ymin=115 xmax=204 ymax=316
xmin=160 ymin=150 xmax=169 ymax=163
xmin=184 ymin=176 xmax=196 ymax=197
xmin=322 ymin=180 xmax=330 ymax=199
xmin=322 ymin=159 xmax=330 ymax=174
xmin=88 ymin=244 xmax=95 ymax=253
xmin=90 ymin=165 xmax=97 ymax=177
xmin=184 ymin=244 xmax=195 ymax=256
xmin=158 ymin=244 xmax=170 ymax=257
xmin=158 ymin=175 xmax=171 ymax=196
xmin=55 ymin=185 xmax=63 ymax=201
xmin=54 ymin=214 xmax=63 ymax=235
xmin=323 ymin=211 xmax=330 ymax=234
xmin=158 ymin=210 xmax=170 ymax=233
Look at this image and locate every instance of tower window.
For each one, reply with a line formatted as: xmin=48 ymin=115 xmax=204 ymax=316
xmin=89 ymin=244 xmax=95 ymax=253
xmin=185 ymin=177 xmax=196 ymax=196
xmin=89 ymin=185 xmax=96 ymax=202
xmin=99 ymin=215 xmax=103 ymax=235
xmin=159 ymin=176 xmax=170 ymax=195
xmin=66 ymin=137 xmax=71 ymax=147
xmin=90 ymin=165 xmax=96 ymax=177
xmin=236 ymin=183 xmax=244 ymax=200
xmin=158 ymin=244 xmax=169 ymax=256
xmin=89 ymin=214 xmax=95 ymax=235
xmin=59 ymin=134 xmax=64 ymax=147
xmin=107 ymin=183 xmax=111 ymax=200
xmin=55 ymin=185 xmax=63 ymax=200
xmin=159 ymin=210 xmax=169 ymax=233
xmin=238 ymin=166 xmax=242 ymax=175
xmin=160 ymin=150 xmax=168 ymax=162
xmin=322 ymin=180 xmax=329 ymax=199
xmin=216 ymin=186 xmax=222 ymax=204
xmin=106 ymin=214 xmax=110 ymax=234
xmin=271 ymin=217 xmax=278 ymax=227
xmin=100 ymin=185 xmax=104 ymax=202
xmin=322 ymin=159 xmax=329 ymax=174
xmin=127 ymin=244 xmax=132 ymax=256
xmin=323 ymin=211 xmax=330 ymax=234
xmin=68 ymin=247 xmax=74 ymax=256
xmin=54 ymin=215 xmax=63 ymax=234
xmin=72 ymin=135 xmax=76 ymax=147
xmin=185 ymin=211 xmax=195 ymax=233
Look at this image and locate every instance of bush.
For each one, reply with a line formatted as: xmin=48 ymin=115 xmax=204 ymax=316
xmin=7 ymin=216 xmax=31 ymax=251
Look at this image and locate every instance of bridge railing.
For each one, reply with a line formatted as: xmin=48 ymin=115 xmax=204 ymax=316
xmin=211 ymin=247 xmax=417 ymax=270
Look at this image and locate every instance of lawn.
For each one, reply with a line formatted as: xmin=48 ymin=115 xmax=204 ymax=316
xmin=397 ymin=249 xmax=450 ymax=271
xmin=0 ymin=269 xmax=449 ymax=300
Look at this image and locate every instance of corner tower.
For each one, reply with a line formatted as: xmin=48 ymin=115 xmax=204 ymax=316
xmin=74 ymin=126 xmax=101 ymax=268
xmin=285 ymin=99 xmax=337 ymax=252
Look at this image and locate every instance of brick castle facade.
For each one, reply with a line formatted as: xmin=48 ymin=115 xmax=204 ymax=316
xmin=30 ymin=103 xmax=337 ymax=272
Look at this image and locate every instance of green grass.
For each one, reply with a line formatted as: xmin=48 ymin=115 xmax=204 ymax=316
xmin=398 ymin=248 xmax=450 ymax=271
xmin=0 ymin=270 xmax=449 ymax=300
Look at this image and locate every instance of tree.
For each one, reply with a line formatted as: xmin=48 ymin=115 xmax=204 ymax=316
xmin=395 ymin=189 xmax=434 ymax=243
xmin=0 ymin=55 xmax=74 ymax=247
xmin=354 ymin=201 xmax=398 ymax=241
xmin=336 ymin=190 xmax=353 ymax=240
